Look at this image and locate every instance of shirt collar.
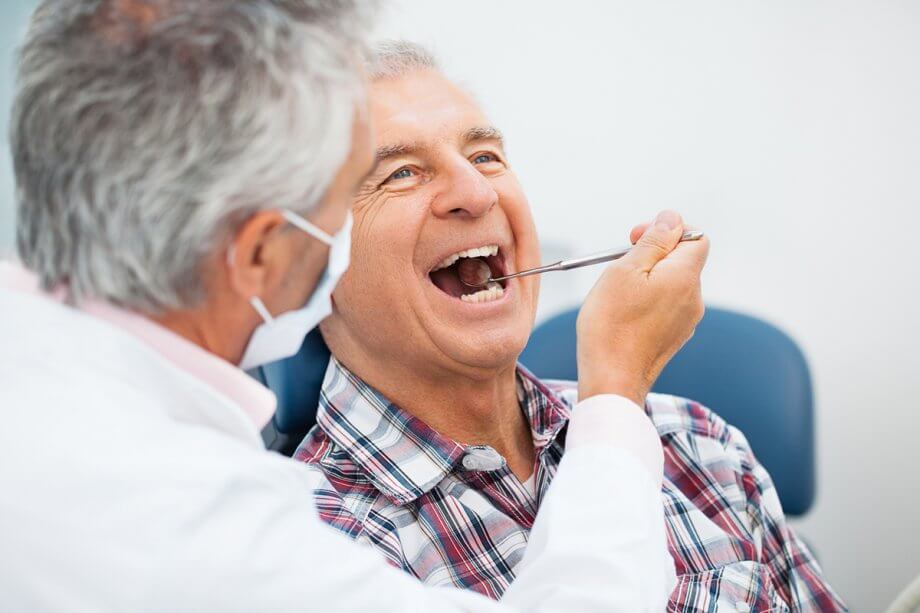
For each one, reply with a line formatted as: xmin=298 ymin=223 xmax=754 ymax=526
xmin=316 ymin=357 xmax=571 ymax=506
xmin=516 ymin=366 xmax=573 ymax=449
xmin=0 ymin=261 xmax=276 ymax=430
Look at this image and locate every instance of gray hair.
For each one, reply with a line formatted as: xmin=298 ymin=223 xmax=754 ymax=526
xmin=12 ymin=0 xmax=375 ymax=313
xmin=366 ymin=40 xmax=438 ymax=80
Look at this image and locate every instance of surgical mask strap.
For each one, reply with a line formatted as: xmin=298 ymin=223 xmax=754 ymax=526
xmin=281 ymin=210 xmax=334 ymax=245
xmin=229 ymin=210 xmax=335 ymax=326
xmin=237 ymin=211 xmax=351 ymax=370
xmin=250 ymin=296 xmax=275 ymax=325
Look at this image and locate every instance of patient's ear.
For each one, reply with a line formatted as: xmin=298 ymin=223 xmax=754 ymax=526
xmin=225 ymin=210 xmax=290 ymax=301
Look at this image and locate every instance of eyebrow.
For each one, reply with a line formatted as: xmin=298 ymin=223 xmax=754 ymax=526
xmin=462 ymin=126 xmax=505 ymax=146
xmin=373 ymin=125 xmax=506 ymax=165
xmin=374 ymin=142 xmax=425 ymax=163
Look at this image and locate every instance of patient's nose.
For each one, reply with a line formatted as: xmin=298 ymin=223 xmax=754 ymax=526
xmin=430 ymin=161 xmax=497 ymax=219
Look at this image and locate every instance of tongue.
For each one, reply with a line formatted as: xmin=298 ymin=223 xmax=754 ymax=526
xmin=430 ymin=266 xmax=466 ymax=298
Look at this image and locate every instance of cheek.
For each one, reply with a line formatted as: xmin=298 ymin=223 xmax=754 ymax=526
xmin=499 ymin=188 xmax=540 ymax=267
xmin=496 ymin=183 xmax=541 ymax=308
xmin=518 ymin=221 xmax=541 ymax=269
xmin=331 ymin=223 xmax=382 ymax=309
xmin=334 ymin=198 xmax=417 ymax=314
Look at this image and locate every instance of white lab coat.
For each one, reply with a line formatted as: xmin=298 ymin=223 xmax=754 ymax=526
xmin=0 ymin=284 xmax=675 ymax=612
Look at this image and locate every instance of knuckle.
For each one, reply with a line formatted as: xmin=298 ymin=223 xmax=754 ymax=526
xmin=694 ymin=301 xmax=706 ymax=324
xmin=576 ymin=307 xmax=596 ymax=334
xmin=641 ymin=233 xmax=673 ymax=255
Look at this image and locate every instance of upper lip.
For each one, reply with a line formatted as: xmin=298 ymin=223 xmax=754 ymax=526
xmin=430 ymin=244 xmax=499 ymax=272
xmin=425 ymin=238 xmax=511 ymax=275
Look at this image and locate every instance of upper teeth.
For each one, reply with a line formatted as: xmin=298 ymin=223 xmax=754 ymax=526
xmin=431 ymin=245 xmax=499 ymax=272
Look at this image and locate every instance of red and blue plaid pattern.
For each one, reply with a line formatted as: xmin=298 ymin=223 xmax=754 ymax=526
xmin=295 ymin=358 xmax=846 ymax=611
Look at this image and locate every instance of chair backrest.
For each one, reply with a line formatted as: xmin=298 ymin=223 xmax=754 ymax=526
xmin=249 ymin=327 xmax=330 ymax=455
xmin=519 ymin=305 xmax=816 ymax=517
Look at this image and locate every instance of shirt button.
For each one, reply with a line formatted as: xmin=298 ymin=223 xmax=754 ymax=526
xmin=734 ymin=602 xmax=750 ymax=613
xmin=461 ymin=447 xmax=505 ymax=472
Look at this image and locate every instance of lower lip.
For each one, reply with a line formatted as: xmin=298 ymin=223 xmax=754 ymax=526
xmin=425 ymin=277 xmax=515 ymax=313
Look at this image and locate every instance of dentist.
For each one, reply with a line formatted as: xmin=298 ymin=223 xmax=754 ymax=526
xmin=0 ymin=1 xmax=707 ymax=611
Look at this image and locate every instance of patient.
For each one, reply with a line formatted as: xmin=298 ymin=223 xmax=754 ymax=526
xmin=295 ymin=41 xmax=846 ymax=611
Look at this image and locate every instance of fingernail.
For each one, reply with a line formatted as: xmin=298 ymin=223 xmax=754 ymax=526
xmin=655 ymin=210 xmax=680 ymax=230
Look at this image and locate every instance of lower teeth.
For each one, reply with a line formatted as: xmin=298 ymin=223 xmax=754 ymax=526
xmin=460 ymin=282 xmax=504 ymax=303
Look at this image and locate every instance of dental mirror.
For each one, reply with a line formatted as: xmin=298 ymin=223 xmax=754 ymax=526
xmin=460 ymin=230 xmax=705 ymax=288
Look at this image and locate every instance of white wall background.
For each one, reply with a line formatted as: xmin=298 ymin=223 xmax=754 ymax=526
xmin=0 ymin=1 xmax=917 ymax=610
xmin=0 ymin=2 xmax=33 ymax=257
xmin=373 ymin=1 xmax=920 ymax=610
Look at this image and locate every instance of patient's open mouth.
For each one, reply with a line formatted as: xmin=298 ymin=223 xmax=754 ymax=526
xmin=428 ymin=245 xmax=507 ymax=304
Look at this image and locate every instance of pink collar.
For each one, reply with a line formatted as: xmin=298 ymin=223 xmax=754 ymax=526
xmin=0 ymin=261 xmax=276 ymax=429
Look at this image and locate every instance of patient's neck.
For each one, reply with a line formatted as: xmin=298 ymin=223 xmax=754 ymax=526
xmin=329 ymin=342 xmax=536 ymax=481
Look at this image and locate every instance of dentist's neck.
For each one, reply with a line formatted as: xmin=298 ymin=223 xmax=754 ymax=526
xmin=152 ymin=289 xmax=259 ymax=367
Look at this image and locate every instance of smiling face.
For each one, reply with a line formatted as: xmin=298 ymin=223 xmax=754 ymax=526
xmin=322 ymin=68 xmax=541 ymax=382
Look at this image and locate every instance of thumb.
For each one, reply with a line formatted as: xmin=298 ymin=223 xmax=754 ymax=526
xmin=624 ymin=210 xmax=684 ymax=272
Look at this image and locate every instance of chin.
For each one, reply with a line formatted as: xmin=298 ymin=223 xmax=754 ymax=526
xmin=436 ymin=322 xmax=531 ymax=373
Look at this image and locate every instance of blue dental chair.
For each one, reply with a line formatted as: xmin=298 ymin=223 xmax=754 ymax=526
xmin=252 ymin=305 xmax=816 ymax=517
xmin=249 ymin=327 xmax=331 ymax=456
xmin=519 ymin=305 xmax=816 ymax=517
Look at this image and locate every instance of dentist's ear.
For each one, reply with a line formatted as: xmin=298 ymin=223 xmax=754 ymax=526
xmin=225 ymin=210 xmax=291 ymax=302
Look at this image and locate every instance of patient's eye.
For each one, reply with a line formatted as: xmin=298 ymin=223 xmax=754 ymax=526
xmin=470 ymin=152 xmax=505 ymax=175
xmin=389 ymin=167 xmax=413 ymax=181
xmin=380 ymin=166 xmax=416 ymax=187
xmin=378 ymin=164 xmax=428 ymax=190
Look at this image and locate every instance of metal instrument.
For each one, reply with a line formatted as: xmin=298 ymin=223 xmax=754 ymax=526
xmin=462 ymin=230 xmax=705 ymax=287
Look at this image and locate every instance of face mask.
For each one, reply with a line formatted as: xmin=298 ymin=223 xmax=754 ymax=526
xmin=238 ymin=210 xmax=352 ymax=371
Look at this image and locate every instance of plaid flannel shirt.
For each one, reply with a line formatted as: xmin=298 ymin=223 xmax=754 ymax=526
xmin=295 ymin=357 xmax=846 ymax=612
